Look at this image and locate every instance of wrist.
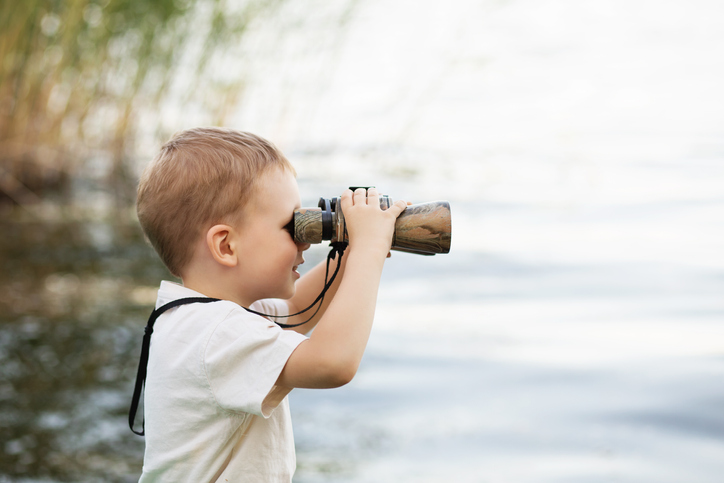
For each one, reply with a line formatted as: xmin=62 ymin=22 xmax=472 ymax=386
xmin=346 ymin=241 xmax=390 ymax=261
xmin=345 ymin=245 xmax=388 ymax=273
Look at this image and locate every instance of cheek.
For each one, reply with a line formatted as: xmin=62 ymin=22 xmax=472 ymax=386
xmin=287 ymin=243 xmax=300 ymax=265
xmin=276 ymin=237 xmax=298 ymax=266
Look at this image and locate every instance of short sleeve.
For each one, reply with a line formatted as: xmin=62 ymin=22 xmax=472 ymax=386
xmin=203 ymin=303 xmax=307 ymax=417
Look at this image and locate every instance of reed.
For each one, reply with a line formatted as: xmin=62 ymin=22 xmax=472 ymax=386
xmin=0 ymin=0 xmax=279 ymax=206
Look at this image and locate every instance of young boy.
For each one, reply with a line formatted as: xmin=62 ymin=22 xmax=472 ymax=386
xmin=133 ymin=127 xmax=406 ymax=482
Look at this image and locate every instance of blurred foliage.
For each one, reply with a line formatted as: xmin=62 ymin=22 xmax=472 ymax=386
xmin=0 ymin=0 xmax=282 ymax=207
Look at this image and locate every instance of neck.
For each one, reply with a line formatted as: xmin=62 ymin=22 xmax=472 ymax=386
xmin=180 ymin=259 xmax=253 ymax=307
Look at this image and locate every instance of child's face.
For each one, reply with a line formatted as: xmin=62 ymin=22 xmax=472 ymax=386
xmin=234 ymin=167 xmax=309 ymax=303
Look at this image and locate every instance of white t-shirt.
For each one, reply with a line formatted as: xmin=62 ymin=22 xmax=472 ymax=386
xmin=139 ymin=281 xmax=308 ymax=483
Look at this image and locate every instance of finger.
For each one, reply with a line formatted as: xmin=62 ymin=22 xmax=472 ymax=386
xmin=353 ymin=187 xmax=367 ymax=205
xmin=366 ymin=187 xmax=380 ymax=207
xmin=386 ymin=199 xmax=408 ymax=217
xmin=339 ymin=189 xmax=353 ymax=209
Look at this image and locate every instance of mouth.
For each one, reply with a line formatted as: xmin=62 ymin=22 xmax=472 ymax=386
xmin=292 ymin=255 xmax=305 ymax=277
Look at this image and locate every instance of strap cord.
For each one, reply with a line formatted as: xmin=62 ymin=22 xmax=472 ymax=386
xmin=264 ymin=241 xmax=347 ymax=328
xmin=129 ymin=242 xmax=347 ymax=436
xmin=129 ymin=297 xmax=220 ymax=435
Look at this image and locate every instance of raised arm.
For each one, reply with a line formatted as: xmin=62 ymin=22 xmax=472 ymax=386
xmin=276 ymin=187 xmax=407 ymax=388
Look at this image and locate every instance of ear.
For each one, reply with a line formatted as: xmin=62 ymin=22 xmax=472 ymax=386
xmin=206 ymin=224 xmax=238 ymax=268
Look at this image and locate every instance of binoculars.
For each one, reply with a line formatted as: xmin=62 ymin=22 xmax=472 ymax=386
xmin=292 ymin=189 xmax=452 ymax=256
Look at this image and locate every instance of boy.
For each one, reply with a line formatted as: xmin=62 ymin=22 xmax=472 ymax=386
xmin=133 ymin=127 xmax=406 ymax=482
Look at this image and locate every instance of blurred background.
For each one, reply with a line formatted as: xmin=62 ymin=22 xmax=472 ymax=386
xmin=1 ymin=0 xmax=723 ymax=481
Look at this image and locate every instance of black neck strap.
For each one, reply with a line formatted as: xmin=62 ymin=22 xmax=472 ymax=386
xmin=129 ymin=297 xmax=220 ymax=435
xmin=129 ymin=242 xmax=347 ymax=436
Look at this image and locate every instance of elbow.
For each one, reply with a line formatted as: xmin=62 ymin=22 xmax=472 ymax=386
xmin=333 ymin=364 xmax=357 ymax=387
xmin=318 ymin=357 xmax=358 ymax=388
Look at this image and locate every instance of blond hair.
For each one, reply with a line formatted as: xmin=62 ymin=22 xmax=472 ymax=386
xmin=136 ymin=127 xmax=295 ymax=277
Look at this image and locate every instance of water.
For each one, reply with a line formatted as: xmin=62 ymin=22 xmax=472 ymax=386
xmin=2 ymin=180 xmax=722 ymax=481
xmin=0 ymin=214 xmax=164 ymax=481
xmin=3 ymin=0 xmax=724 ymax=481
xmin=289 ymin=178 xmax=724 ymax=482
xmin=279 ymin=0 xmax=724 ymax=481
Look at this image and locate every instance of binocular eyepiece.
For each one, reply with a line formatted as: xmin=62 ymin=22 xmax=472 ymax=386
xmin=291 ymin=189 xmax=452 ymax=256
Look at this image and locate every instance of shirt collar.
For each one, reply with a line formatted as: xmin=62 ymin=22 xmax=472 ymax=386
xmin=156 ymin=281 xmax=207 ymax=308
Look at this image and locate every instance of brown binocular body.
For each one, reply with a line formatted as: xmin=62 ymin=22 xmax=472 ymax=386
xmin=292 ymin=194 xmax=451 ymax=256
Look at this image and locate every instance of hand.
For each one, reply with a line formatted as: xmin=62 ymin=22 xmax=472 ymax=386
xmin=340 ymin=187 xmax=407 ymax=258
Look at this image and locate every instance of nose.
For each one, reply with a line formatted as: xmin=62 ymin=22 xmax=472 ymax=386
xmin=296 ymin=241 xmax=311 ymax=252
